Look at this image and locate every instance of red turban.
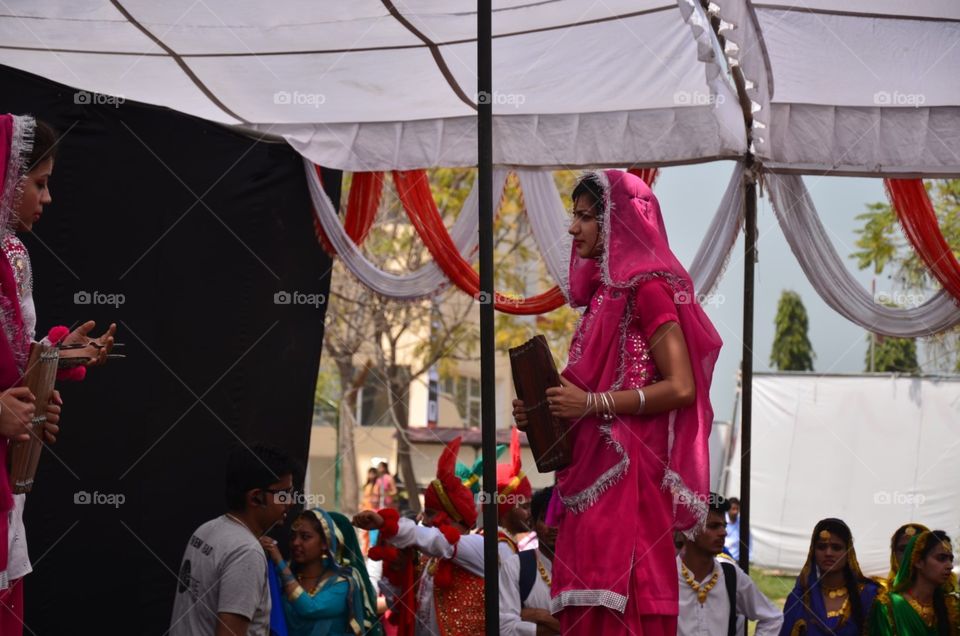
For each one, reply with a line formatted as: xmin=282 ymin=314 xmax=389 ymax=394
xmin=496 ymin=428 xmax=532 ymax=518
xmin=423 ymin=437 xmax=478 ymax=528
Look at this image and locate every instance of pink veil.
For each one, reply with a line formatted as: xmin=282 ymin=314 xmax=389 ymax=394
xmin=566 ymin=169 xmax=722 ymax=533
xmin=0 ymin=113 xmax=35 ymax=570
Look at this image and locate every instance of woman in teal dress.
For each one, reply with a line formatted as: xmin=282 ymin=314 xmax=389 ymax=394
xmin=779 ymin=518 xmax=879 ymax=636
xmin=869 ymin=529 xmax=958 ymax=635
xmin=262 ymin=508 xmax=382 ymax=636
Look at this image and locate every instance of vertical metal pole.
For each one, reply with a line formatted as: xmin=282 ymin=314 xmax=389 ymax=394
xmin=738 ymin=157 xmax=757 ymax=577
xmin=478 ymin=2 xmax=499 ymax=633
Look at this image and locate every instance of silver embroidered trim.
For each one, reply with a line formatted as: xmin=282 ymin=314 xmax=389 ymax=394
xmin=557 ymin=454 xmax=629 ymax=514
xmin=663 ymin=468 xmax=708 ymax=540
xmin=0 ymin=115 xmax=34 ymax=233
xmin=550 ymin=588 xmax=627 ymax=614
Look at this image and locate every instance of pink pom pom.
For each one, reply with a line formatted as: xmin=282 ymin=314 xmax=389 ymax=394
xmin=57 ymin=366 xmax=86 ymax=382
xmin=47 ymin=325 xmax=70 ymax=345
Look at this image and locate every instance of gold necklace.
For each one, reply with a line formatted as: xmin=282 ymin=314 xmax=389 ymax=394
xmin=681 ymin=562 xmax=720 ymax=604
xmin=824 ymin=585 xmax=848 ymax=599
xmin=536 ymin=553 xmax=551 ymax=587
xmin=825 ymin=597 xmax=849 ymax=619
xmin=906 ymin=595 xmax=936 ymax=628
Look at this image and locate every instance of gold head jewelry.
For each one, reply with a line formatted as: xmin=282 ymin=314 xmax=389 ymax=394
xmin=905 ymin=526 xmax=917 ymax=537
xmin=819 ymin=530 xmax=831 ymax=540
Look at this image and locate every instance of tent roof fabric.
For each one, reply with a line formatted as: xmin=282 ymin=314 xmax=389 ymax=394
xmin=1 ymin=1 xmax=958 ymax=174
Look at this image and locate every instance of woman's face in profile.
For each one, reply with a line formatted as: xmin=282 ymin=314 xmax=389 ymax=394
xmin=569 ymin=194 xmax=602 ymax=259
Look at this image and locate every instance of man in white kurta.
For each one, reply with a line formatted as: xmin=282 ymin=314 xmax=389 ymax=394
xmin=498 ymin=487 xmax=560 ymax=636
xmin=677 ymin=495 xmax=781 ymax=636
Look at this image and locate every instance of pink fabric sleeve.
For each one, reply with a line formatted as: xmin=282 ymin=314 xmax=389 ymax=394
xmin=634 ymin=279 xmax=680 ymax=342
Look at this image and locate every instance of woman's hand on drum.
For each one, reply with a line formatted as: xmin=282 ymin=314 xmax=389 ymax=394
xmin=0 ymin=387 xmax=35 ymax=442
xmin=511 ymin=399 xmax=528 ymax=429
xmin=545 ymin=376 xmax=588 ymax=420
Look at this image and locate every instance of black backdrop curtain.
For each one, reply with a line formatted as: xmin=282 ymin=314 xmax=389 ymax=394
xmin=0 ymin=65 xmax=336 ymax=634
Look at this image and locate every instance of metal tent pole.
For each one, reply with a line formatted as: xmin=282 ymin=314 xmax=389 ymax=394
xmin=478 ymin=2 xmax=499 ymax=633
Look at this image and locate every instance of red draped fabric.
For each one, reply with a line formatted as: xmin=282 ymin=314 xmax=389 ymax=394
xmin=885 ymin=178 xmax=960 ymax=304
xmin=392 ymin=170 xmax=565 ymax=315
xmin=313 ymin=166 xmax=382 ymax=255
xmin=627 ymin=167 xmax=660 ymax=189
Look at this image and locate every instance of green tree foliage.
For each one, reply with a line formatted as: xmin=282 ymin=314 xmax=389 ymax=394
xmin=851 ymin=180 xmax=960 ymax=372
xmin=867 ymin=334 xmax=920 ymax=374
xmin=770 ymin=290 xmax=815 ymax=371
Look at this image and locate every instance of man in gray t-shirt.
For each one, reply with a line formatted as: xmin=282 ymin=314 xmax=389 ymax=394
xmin=170 ymin=444 xmax=295 ymax=636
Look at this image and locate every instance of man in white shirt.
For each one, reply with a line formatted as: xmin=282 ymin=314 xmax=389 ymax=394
xmin=677 ymin=494 xmax=781 ymax=636
xmin=724 ymin=496 xmax=752 ymax=562
xmin=499 ymin=486 xmax=560 ymax=636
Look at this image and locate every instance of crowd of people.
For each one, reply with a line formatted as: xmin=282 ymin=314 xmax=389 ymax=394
xmin=166 ymin=168 xmax=956 ymax=635
xmin=168 ymin=438 xmax=957 ymax=636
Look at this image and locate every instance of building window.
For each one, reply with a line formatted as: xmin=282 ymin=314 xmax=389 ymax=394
xmin=442 ymin=374 xmax=481 ymax=427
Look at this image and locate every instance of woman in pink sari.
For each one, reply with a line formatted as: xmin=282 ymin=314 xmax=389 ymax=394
xmin=513 ymin=170 xmax=722 ymax=634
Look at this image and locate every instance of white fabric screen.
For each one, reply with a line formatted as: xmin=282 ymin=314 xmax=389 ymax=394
xmin=724 ymin=373 xmax=960 ymax=576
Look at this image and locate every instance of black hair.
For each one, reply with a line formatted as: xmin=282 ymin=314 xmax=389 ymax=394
xmin=809 ymin=518 xmax=872 ymax=632
xmin=28 ymin=120 xmax=58 ymax=170
xmin=530 ymin=486 xmax=554 ymax=524
xmin=916 ymin=530 xmax=952 ymax=636
xmin=224 ymin=442 xmax=297 ymax=511
xmin=727 ymin=497 xmax=740 ymax=506
xmin=707 ymin=492 xmax=731 ymax=517
xmin=571 ymin=174 xmax=604 ymax=216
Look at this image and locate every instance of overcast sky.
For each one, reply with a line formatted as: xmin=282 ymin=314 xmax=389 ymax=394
xmin=654 ymin=161 xmax=915 ymax=419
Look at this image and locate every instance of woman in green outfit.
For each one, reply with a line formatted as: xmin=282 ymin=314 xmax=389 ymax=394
xmin=869 ymin=529 xmax=958 ymax=635
xmin=262 ymin=508 xmax=382 ymax=636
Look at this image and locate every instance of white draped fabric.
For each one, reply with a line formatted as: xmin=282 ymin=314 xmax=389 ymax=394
xmin=306 ymin=159 xmax=507 ymax=300
xmin=310 ymin=162 xmax=746 ymax=303
xmin=767 ymin=172 xmax=960 ymax=337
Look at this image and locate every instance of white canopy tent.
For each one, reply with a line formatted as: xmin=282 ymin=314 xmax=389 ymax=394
xmin=2 ymin=1 xmax=958 ymax=174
